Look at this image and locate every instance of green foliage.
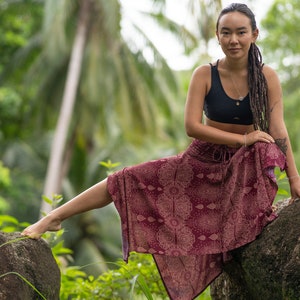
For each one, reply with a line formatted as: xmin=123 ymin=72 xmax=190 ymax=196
xmin=261 ymin=0 xmax=300 ymax=72
xmin=274 ymin=167 xmax=290 ymax=202
xmin=2 ymin=169 xmax=43 ymax=222
xmin=260 ymin=0 xmax=300 ymax=175
xmin=0 ymin=161 xmax=11 ymax=213
xmin=99 ymin=160 xmax=121 ymax=176
xmin=0 ymin=197 xmax=9 ymax=214
xmin=41 ymin=194 xmax=64 ymax=216
xmin=0 ymin=87 xmax=22 ymax=121
xmin=59 ymin=250 xmax=211 ymax=300
xmin=0 ymin=0 xmax=43 ymax=71
xmin=0 ymin=214 xmax=30 ymax=233
xmin=0 ymin=87 xmax=23 ymax=139
xmin=59 ymin=253 xmax=166 ymax=300
xmin=0 ymin=160 xmax=10 ymax=189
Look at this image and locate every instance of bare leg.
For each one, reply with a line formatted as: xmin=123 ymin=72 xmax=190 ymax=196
xmin=22 ymin=178 xmax=112 ymax=239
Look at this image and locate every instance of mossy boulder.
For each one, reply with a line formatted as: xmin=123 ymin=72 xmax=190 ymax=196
xmin=0 ymin=232 xmax=60 ymax=300
xmin=210 ymin=199 xmax=300 ymax=300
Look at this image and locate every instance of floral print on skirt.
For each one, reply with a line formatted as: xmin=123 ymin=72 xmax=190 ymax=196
xmin=107 ymin=139 xmax=286 ymax=300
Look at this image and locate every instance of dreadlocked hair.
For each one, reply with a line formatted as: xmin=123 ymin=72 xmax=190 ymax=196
xmin=248 ymin=43 xmax=269 ymax=132
xmin=216 ymin=3 xmax=270 ymax=132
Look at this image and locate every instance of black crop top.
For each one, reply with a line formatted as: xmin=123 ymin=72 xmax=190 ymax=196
xmin=204 ymin=62 xmax=253 ymax=125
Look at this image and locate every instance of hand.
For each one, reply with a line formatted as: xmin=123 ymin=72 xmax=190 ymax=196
xmin=244 ymin=130 xmax=275 ymax=146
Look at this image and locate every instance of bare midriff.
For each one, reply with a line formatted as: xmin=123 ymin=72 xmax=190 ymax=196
xmin=206 ymin=117 xmax=255 ymax=135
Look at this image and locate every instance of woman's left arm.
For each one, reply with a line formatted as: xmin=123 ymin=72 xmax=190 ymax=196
xmin=264 ymin=65 xmax=300 ymax=199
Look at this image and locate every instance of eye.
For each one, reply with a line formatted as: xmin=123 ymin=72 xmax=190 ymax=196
xmin=221 ymin=30 xmax=230 ymax=35
xmin=239 ymin=31 xmax=246 ymax=35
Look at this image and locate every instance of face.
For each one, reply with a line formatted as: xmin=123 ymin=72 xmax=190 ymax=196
xmin=216 ymin=11 xmax=258 ymax=59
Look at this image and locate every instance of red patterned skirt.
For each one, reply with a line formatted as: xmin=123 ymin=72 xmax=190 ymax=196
xmin=107 ymin=139 xmax=286 ymax=300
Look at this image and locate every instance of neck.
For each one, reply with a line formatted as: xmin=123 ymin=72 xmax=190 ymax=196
xmin=223 ymin=57 xmax=248 ymax=72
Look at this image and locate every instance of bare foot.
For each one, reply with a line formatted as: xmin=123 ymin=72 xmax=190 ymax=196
xmin=21 ymin=214 xmax=62 ymax=239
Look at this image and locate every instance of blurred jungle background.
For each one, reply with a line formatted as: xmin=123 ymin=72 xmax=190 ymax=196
xmin=0 ymin=0 xmax=299 ymax=299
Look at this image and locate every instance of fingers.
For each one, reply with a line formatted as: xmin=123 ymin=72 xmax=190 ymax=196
xmin=288 ymin=198 xmax=295 ymax=205
xmin=247 ymin=130 xmax=275 ymax=145
xmin=290 ymin=195 xmax=300 ymax=202
xmin=256 ymin=130 xmax=275 ymax=143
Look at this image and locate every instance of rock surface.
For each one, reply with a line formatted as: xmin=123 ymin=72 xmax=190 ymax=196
xmin=0 ymin=232 xmax=60 ymax=300
xmin=210 ymin=199 xmax=300 ymax=300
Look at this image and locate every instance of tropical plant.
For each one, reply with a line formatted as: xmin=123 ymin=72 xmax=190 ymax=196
xmin=187 ymin=0 xmax=222 ymax=56
xmin=260 ymin=0 xmax=300 ymax=166
xmin=1 ymin=0 xmax=192 ymax=214
xmin=0 ymin=162 xmax=11 ymax=214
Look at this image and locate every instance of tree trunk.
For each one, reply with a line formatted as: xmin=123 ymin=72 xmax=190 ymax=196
xmin=41 ymin=0 xmax=92 ymax=215
xmin=210 ymin=198 xmax=300 ymax=300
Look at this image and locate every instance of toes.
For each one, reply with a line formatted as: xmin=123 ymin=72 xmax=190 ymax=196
xmin=21 ymin=229 xmax=41 ymax=239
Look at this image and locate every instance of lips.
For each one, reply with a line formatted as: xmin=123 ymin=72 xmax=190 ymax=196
xmin=228 ymin=48 xmax=241 ymax=54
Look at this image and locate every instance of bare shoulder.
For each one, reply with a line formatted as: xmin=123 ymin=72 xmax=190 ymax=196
xmin=190 ymin=64 xmax=212 ymax=85
xmin=187 ymin=63 xmax=212 ymax=101
xmin=262 ymin=64 xmax=280 ymax=82
xmin=262 ymin=64 xmax=283 ymax=108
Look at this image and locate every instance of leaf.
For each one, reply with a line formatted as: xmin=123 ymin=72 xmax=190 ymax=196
xmin=51 ymin=240 xmax=73 ymax=256
xmin=277 ymin=188 xmax=289 ymax=196
xmin=0 ymin=215 xmax=19 ymax=225
xmin=1 ymin=226 xmax=17 ymax=233
xmin=42 ymin=195 xmax=53 ymax=205
xmin=136 ymin=274 xmax=154 ymax=300
xmin=0 ymin=272 xmax=46 ymax=300
xmin=277 ymin=173 xmax=287 ymax=181
xmin=19 ymin=221 xmax=31 ymax=228
xmin=129 ymin=274 xmax=139 ymax=299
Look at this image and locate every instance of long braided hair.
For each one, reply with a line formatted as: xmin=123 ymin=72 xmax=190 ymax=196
xmin=216 ymin=3 xmax=270 ymax=133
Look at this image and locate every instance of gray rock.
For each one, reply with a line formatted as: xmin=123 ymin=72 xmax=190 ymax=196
xmin=0 ymin=232 xmax=60 ymax=300
xmin=210 ymin=198 xmax=300 ymax=300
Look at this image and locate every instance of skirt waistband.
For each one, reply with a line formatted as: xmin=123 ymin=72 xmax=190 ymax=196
xmin=185 ymin=139 xmax=239 ymax=163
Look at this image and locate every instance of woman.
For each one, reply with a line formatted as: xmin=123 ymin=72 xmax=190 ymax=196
xmin=22 ymin=3 xmax=300 ymax=299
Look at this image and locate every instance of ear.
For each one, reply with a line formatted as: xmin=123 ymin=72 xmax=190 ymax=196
xmin=252 ymin=28 xmax=259 ymax=42
xmin=216 ymin=31 xmax=220 ymax=43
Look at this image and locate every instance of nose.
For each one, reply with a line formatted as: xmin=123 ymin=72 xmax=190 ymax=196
xmin=230 ymin=34 xmax=238 ymax=44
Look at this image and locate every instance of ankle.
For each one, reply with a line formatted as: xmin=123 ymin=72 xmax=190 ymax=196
xmin=45 ymin=212 xmax=62 ymax=225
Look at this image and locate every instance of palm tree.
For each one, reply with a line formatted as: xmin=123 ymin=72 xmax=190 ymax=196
xmin=187 ymin=0 xmax=222 ymax=60
xmin=29 ymin=0 xmax=190 ymax=213
xmin=41 ymin=0 xmax=92 ymax=213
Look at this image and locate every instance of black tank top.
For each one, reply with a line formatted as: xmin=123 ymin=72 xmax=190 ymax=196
xmin=204 ymin=62 xmax=253 ymax=125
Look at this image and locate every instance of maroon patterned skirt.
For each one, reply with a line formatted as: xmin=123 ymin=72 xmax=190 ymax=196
xmin=107 ymin=139 xmax=286 ymax=300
